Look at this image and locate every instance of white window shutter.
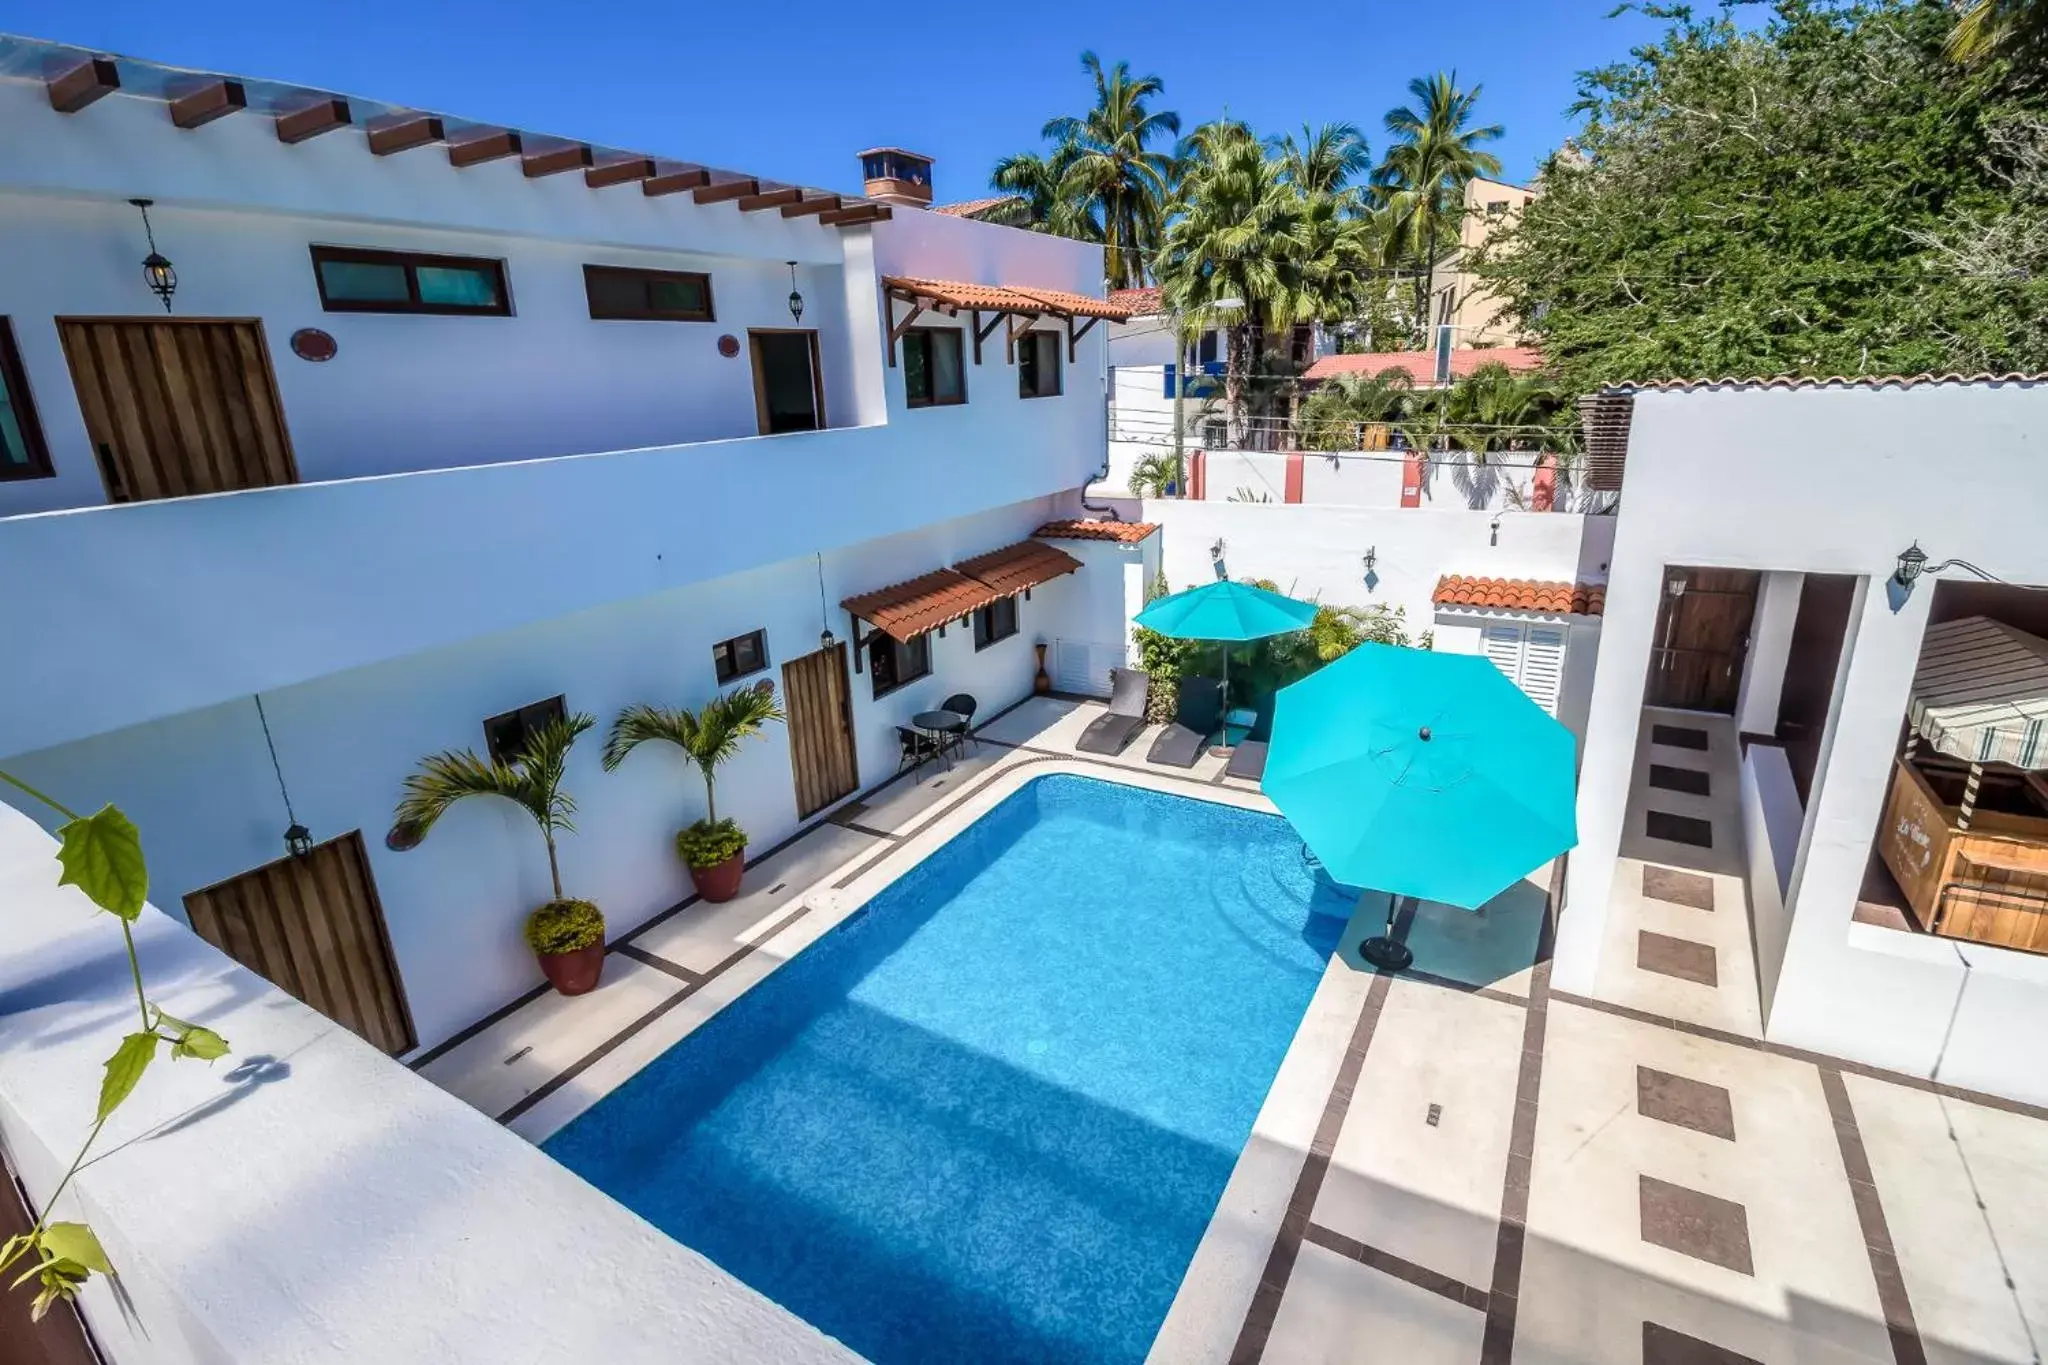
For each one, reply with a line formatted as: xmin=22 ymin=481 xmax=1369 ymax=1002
xmin=1522 ymin=626 xmax=1566 ymax=714
xmin=1481 ymin=624 xmax=1525 ymax=681
xmin=1054 ymin=639 xmax=1126 ymax=697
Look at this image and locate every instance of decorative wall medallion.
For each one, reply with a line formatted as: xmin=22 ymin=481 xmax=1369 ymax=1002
xmin=717 ymin=333 xmax=741 ymax=358
xmin=290 ymin=328 xmax=338 ymax=362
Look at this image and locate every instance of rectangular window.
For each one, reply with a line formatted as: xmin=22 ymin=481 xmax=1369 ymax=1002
xmin=1018 ymin=331 xmax=1062 ymax=399
xmin=584 ymin=265 xmax=714 ymax=322
xmin=483 ymin=695 xmax=567 ymax=765
xmin=750 ymin=330 xmax=824 ymax=434
xmin=868 ymin=631 xmax=932 ymax=699
xmin=311 ymin=245 xmax=511 ymax=316
xmin=712 ymin=628 xmax=769 ymax=684
xmin=974 ymin=596 xmax=1019 ymax=650
xmin=0 ymin=319 xmax=53 ymax=481
xmin=903 ymin=329 xmax=966 ymax=407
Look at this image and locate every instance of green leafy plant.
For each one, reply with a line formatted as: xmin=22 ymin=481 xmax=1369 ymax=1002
xmin=674 ymin=818 xmax=749 ymax=870
xmin=1127 ymin=452 xmax=1180 ymax=497
xmin=602 ymin=680 xmax=785 ymax=848
xmin=393 ymin=711 xmax=596 ymax=902
xmin=523 ymin=898 xmax=605 ymax=956
xmin=1132 ymin=572 xmax=1199 ymax=722
xmin=0 ymin=769 xmax=231 ymax=1322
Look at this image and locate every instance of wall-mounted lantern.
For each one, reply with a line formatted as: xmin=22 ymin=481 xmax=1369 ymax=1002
xmin=129 ymin=199 xmax=177 ymax=313
xmin=787 ymin=261 xmax=805 ymax=325
xmin=1362 ymin=546 xmax=1377 ymax=575
xmin=1893 ymin=542 xmax=1928 ymax=591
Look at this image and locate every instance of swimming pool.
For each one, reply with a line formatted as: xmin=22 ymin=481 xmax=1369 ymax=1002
xmin=545 ymin=773 xmax=1352 ymax=1364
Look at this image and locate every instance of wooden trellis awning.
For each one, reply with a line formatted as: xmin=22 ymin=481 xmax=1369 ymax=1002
xmin=953 ymin=539 xmax=1082 ymax=598
xmin=839 ymin=539 xmax=1084 ymax=653
xmin=881 ymin=275 xmax=1136 ymax=366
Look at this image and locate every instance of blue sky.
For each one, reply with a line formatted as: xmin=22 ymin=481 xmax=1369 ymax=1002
xmin=13 ymin=1 xmax=1672 ymax=197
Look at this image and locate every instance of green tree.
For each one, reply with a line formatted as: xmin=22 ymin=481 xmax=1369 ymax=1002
xmin=601 ymin=683 xmax=785 ymax=828
xmin=989 ymin=146 xmax=1095 ymax=237
xmin=393 ymin=713 xmax=595 ymax=901
xmin=1295 ymin=368 xmax=1420 ymax=450
xmin=1372 ymin=73 xmax=1504 ymax=343
xmin=1947 ymin=0 xmax=2048 ymax=73
xmin=1272 ymin=122 xmax=1373 ymax=198
xmin=1034 ymin=52 xmax=1182 ymax=290
xmin=1475 ymin=0 xmax=2048 ymax=387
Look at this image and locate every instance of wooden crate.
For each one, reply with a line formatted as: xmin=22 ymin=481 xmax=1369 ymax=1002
xmin=1878 ymin=758 xmax=2048 ymax=952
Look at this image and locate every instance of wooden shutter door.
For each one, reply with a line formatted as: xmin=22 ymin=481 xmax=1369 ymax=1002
xmin=1647 ymin=569 xmax=1760 ymax=713
xmin=1522 ymin=626 xmax=1567 ymax=715
xmin=58 ymin=317 xmax=299 ymax=502
xmin=782 ymin=643 xmax=860 ymax=818
xmin=183 ymin=832 xmax=416 ymax=1055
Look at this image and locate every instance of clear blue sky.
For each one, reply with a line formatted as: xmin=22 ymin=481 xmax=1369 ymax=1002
xmin=14 ymin=1 xmax=1671 ymax=197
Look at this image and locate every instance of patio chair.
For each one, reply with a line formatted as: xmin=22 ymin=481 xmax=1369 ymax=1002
xmin=1148 ymin=676 xmax=1226 ymax=768
xmin=940 ymin=692 xmax=978 ymax=755
xmin=895 ymin=725 xmax=941 ymax=782
xmin=1076 ymin=667 xmax=1151 ymax=755
xmin=1226 ymin=694 xmax=1275 ymax=782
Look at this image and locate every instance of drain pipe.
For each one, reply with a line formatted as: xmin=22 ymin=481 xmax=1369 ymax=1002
xmin=1079 ymin=343 xmax=1123 ymax=520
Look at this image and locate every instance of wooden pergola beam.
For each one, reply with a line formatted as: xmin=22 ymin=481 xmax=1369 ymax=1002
xmin=368 ymin=115 xmax=445 ymax=156
xmin=737 ymin=187 xmax=805 ymax=212
xmin=47 ymin=58 xmax=119 ymax=113
xmin=819 ymin=205 xmax=892 ymax=227
xmin=644 ymin=167 xmax=713 ymax=196
xmin=1066 ymin=314 xmax=1101 ymax=363
xmin=972 ymin=310 xmax=1005 ymax=365
xmin=449 ymin=130 xmax=522 ymax=168
xmin=1005 ymin=312 xmax=1042 ymax=364
xmin=780 ymin=194 xmax=842 ymax=219
xmin=523 ymin=143 xmax=593 ymax=178
xmin=693 ymin=177 xmax=759 ymax=205
xmin=586 ymin=156 xmax=657 ymax=189
xmin=885 ymin=293 xmax=928 ymax=368
xmin=276 ymin=98 xmax=351 ymax=145
xmin=169 ymin=80 xmax=246 ymax=130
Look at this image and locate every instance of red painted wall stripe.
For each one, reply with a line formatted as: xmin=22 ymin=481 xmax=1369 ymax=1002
xmin=1284 ymin=452 xmax=1305 ymax=504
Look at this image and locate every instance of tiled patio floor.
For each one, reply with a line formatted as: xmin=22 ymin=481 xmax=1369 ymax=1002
xmin=416 ymin=696 xmax=2048 ymax=1364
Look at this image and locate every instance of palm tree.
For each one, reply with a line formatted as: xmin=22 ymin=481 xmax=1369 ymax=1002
xmin=990 ymin=146 xmax=1095 ymax=237
xmin=1272 ymin=122 xmax=1371 ymax=198
xmin=1441 ymin=362 xmax=1563 ymax=507
xmin=601 ymin=682 xmax=785 ymax=829
xmin=1040 ymin=53 xmax=1182 ymax=289
xmin=394 ymin=712 xmax=595 ymax=902
xmin=1947 ymin=0 xmax=2048 ymax=68
xmin=1372 ymin=74 xmax=1504 ymax=344
xmin=1295 ymin=368 xmax=1418 ymax=451
xmin=1127 ymin=451 xmax=1180 ymax=497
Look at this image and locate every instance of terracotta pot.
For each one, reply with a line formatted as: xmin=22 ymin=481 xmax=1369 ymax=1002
xmin=537 ymin=942 xmax=604 ymax=996
xmin=689 ymin=849 xmax=747 ymax=903
xmin=1034 ymin=642 xmax=1052 ymax=695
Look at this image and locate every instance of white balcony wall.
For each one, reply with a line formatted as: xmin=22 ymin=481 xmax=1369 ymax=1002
xmin=0 ymin=494 xmax=1127 ymax=1049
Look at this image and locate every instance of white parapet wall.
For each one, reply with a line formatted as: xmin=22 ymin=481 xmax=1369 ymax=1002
xmin=0 ymin=801 xmax=860 ymax=1365
xmin=1740 ymin=741 xmax=1804 ymax=1018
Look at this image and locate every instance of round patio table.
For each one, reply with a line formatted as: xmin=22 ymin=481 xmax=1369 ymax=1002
xmin=913 ymin=709 xmax=968 ymax=771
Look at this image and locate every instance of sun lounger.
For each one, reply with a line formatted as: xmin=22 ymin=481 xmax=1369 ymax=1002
xmin=1076 ymin=667 xmax=1151 ymax=755
xmin=1148 ymin=676 xmax=1225 ymax=768
xmin=1226 ymin=694 xmax=1275 ymax=781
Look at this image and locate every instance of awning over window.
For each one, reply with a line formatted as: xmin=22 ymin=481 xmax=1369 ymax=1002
xmin=881 ymin=276 xmax=1135 ymax=321
xmin=954 ymin=539 xmax=1082 ymax=597
xmin=1909 ymin=616 xmax=2048 ymax=770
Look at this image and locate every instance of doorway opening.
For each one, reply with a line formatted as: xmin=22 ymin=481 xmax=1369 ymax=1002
xmin=749 ymin=329 xmax=824 ymax=435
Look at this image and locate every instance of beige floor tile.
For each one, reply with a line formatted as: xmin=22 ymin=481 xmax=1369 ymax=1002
xmin=625 ymin=822 xmax=883 ymax=971
xmin=1260 ymin=1239 xmax=1487 ymax=1364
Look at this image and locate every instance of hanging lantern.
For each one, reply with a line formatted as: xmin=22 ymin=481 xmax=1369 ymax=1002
xmin=284 ymin=822 xmax=314 ymax=859
xmin=130 ymin=199 xmax=177 ymax=313
xmin=786 ymin=260 xmax=804 ymax=325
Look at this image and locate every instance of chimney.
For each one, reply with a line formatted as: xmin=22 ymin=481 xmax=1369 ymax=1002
xmin=858 ymin=147 xmax=933 ymax=207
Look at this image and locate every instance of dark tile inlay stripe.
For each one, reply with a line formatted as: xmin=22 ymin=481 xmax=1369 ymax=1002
xmin=1653 ymin=723 xmax=1711 ymax=751
xmin=613 ymin=942 xmax=704 ymax=985
xmin=1646 ymin=809 xmax=1715 ymax=848
xmin=1649 ymin=763 xmax=1712 ymax=796
xmin=1639 ymin=1174 xmax=1753 ymax=1276
xmin=1637 ymin=1066 xmax=1737 ymax=1141
xmin=1644 ymin=865 xmax=1716 ymax=912
xmin=1643 ymin=1321 xmax=1764 ymax=1365
xmin=1638 ymin=931 xmax=1718 ymax=987
xmin=1229 ymin=971 xmax=1396 ymax=1365
xmin=1818 ymin=1067 xmax=1928 ymax=1365
xmin=1480 ymin=949 xmax=1554 ymax=1365
xmin=1303 ymin=1223 xmax=1488 ymax=1312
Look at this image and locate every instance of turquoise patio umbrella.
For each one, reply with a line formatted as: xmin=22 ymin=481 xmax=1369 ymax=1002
xmin=1134 ymin=580 xmax=1319 ymax=751
xmin=1263 ymin=643 xmax=1578 ymax=970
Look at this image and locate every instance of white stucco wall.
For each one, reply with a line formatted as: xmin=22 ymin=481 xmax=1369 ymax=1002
xmin=1556 ymin=380 xmax=2048 ymax=1102
xmin=1735 ymin=570 xmax=1804 ymax=736
xmin=0 ymin=801 xmax=861 ymax=1364
xmin=1741 ymin=741 xmax=1803 ymax=1018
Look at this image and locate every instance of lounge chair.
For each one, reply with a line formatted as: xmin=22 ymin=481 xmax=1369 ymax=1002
xmin=1076 ymin=667 xmax=1151 ymax=755
xmin=1226 ymin=694 xmax=1275 ymax=781
xmin=1148 ymin=676 xmax=1225 ymax=768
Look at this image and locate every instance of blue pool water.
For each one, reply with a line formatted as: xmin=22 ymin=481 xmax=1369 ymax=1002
xmin=545 ymin=774 xmax=1351 ymax=1364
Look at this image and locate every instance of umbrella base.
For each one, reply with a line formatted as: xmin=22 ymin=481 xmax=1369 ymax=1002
xmin=1359 ymin=935 xmax=1414 ymax=972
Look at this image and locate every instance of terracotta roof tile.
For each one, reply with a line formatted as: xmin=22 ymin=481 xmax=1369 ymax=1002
xmin=1033 ymin=519 xmax=1160 ymax=544
xmin=884 ymin=276 xmax=1135 ymax=321
xmin=931 ymin=196 xmax=1021 ymax=218
xmin=953 ymin=539 xmax=1083 ymax=597
xmin=1603 ymin=372 xmax=2048 ymax=394
xmin=1433 ymin=575 xmax=1606 ymax=617
xmin=842 ymin=568 xmax=999 ymax=643
xmin=1109 ymin=286 xmax=1162 ymax=315
xmin=1305 ymin=346 xmax=1543 ymax=384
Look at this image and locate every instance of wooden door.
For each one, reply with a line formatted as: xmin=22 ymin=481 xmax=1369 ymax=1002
xmin=58 ymin=317 xmax=299 ymax=502
xmin=1646 ymin=568 xmax=1760 ymax=713
xmin=782 ymin=643 xmax=859 ymax=818
xmin=184 ymin=832 xmax=416 ymax=1055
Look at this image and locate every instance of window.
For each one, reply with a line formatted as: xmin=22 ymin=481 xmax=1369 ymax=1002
xmin=974 ymin=596 xmax=1019 ymax=650
xmin=749 ymin=330 xmax=824 ymax=434
xmin=1018 ymin=331 xmax=1061 ymax=399
xmin=311 ymin=246 xmax=511 ymax=316
xmin=1479 ymin=623 xmax=1566 ymax=715
xmin=483 ymin=695 xmax=567 ymax=765
xmin=584 ymin=265 xmax=713 ymax=322
xmin=0 ymin=319 xmax=52 ymax=481
xmin=712 ymin=629 xmax=769 ymax=684
xmin=903 ymin=328 xmax=966 ymax=407
xmin=1486 ymin=199 xmax=1511 ymax=216
xmin=868 ymin=631 xmax=931 ymax=698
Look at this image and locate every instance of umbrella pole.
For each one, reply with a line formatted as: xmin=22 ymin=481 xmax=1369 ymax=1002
xmin=1359 ymin=893 xmax=1415 ymax=973
xmin=1214 ymin=647 xmax=1232 ymax=757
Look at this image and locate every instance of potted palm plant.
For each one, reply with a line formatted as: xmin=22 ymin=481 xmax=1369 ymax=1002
xmin=392 ymin=712 xmax=607 ymax=995
xmin=602 ymin=680 xmax=785 ymax=903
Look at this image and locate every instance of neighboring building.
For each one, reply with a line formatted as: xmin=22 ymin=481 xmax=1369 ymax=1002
xmin=0 ymin=38 xmax=1137 ymax=1062
xmin=1427 ymin=174 xmax=1536 ymax=347
xmin=1558 ymin=373 xmax=2048 ymax=1106
xmin=1301 ymin=343 xmax=1543 ymax=389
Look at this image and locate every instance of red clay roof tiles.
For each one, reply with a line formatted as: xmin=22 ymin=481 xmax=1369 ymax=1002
xmin=954 ymin=540 xmax=1082 ymax=597
xmin=1433 ymin=575 xmax=1606 ymax=617
xmin=1604 ymin=372 xmax=2048 ymax=393
xmin=1304 ymin=346 xmax=1543 ymax=384
xmin=841 ymin=569 xmax=999 ymax=643
xmin=883 ymin=276 xmax=1135 ymax=321
xmin=1033 ymin=519 xmax=1160 ymax=544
